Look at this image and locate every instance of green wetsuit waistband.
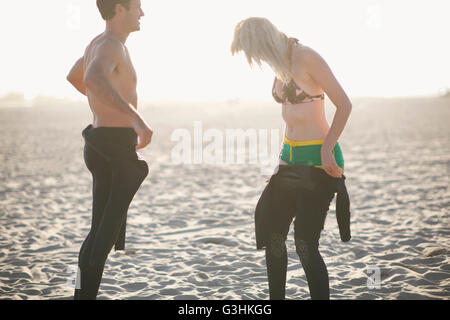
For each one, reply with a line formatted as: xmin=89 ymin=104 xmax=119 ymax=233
xmin=280 ymin=136 xmax=344 ymax=173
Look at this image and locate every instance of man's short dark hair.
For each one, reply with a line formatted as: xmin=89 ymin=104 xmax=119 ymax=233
xmin=96 ymin=0 xmax=131 ymax=20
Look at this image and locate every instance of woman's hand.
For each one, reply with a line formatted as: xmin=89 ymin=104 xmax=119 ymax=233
xmin=321 ymin=148 xmax=343 ymax=178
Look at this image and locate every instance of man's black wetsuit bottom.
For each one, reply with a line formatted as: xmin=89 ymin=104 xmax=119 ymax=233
xmin=74 ymin=125 xmax=148 ymax=300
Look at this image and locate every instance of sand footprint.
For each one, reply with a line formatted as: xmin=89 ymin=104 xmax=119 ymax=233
xmin=195 ymin=237 xmax=239 ymax=247
xmin=120 ymin=282 xmax=148 ymax=292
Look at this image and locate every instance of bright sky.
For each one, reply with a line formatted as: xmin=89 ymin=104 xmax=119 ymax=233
xmin=1 ymin=0 xmax=449 ymax=101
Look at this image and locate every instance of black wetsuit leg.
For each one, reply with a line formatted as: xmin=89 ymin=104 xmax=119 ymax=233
xmin=264 ymin=176 xmax=297 ymax=300
xmin=265 ymin=233 xmax=288 ymax=300
xmin=74 ymin=127 xmax=148 ymax=300
xmin=294 ymin=237 xmax=330 ymax=300
xmin=263 ymin=169 xmax=335 ymax=300
xmin=293 ymin=185 xmax=335 ymax=300
xmin=74 ymin=155 xmax=110 ymax=300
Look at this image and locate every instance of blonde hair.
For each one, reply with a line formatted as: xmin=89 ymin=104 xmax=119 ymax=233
xmin=231 ymin=17 xmax=297 ymax=83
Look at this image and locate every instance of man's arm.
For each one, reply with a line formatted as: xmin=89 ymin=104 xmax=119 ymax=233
xmin=83 ymin=38 xmax=139 ymax=121
xmin=67 ymin=57 xmax=87 ymax=96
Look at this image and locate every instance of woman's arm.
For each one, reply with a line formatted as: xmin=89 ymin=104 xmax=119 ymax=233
xmin=300 ymin=47 xmax=352 ymax=177
xmin=301 ymin=48 xmax=352 ymax=148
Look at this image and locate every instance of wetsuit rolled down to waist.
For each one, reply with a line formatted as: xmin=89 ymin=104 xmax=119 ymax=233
xmin=280 ymin=136 xmax=344 ymax=172
xmin=74 ymin=124 xmax=149 ymax=300
xmin=254 ymin=136 xmax=351 ymax=300
xmin=256 ymin=136 xmax=350 ymax=248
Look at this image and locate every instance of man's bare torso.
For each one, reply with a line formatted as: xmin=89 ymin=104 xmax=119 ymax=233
xmin=84 ymin=34 xmax=138 ymax=128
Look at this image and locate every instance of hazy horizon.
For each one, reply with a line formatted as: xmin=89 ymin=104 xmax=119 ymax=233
xmin=1 ymin=0 xmax=449 ymax=101
xmin=1 ymin=89 xmax=449 ymax=110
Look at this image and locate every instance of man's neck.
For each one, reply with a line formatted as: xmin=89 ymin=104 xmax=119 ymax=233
xmin=105 ymin=23 xmax=129 ymax=44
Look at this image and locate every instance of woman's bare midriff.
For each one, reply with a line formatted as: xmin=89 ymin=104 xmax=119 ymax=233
xmin=282 ymin=100 xmax=330 ymax=141
xmin=279 ymin=100 xmax=331 ymax=166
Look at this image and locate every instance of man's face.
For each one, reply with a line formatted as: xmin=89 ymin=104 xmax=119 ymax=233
xmin=123 ymin=0 xmax=145 ymax=32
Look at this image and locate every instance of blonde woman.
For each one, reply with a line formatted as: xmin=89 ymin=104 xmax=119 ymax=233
xmin=231 ymin=17 xmax=352 ymax=300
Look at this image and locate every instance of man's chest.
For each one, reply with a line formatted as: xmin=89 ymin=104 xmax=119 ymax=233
xmin=115 ymin=54 xmax=137 ymax=85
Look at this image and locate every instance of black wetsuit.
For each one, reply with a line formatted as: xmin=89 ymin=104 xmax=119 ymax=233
xmin=255 ymin=165 xmax=351 ymax=300
xmin=74 ymin=124 xmax=149 ymax=300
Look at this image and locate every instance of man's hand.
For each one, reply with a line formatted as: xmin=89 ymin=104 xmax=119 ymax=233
xmin=131 ymin=115 xmax=153 ymax=150
xmin=321 ymin=148 xmax=343 ymax=178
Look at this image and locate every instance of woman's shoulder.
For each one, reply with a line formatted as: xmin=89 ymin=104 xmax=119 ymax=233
xmin=292 ymin=42 xmax=316 ymax=61
xmin=291 ymin=43 xmax=324 ymax=73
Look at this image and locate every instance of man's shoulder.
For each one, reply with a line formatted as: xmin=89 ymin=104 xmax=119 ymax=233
xmin=86 ymin=35 xmax=125 ymax=59
xmin=97 ymin=37 xmax=125 ymax=54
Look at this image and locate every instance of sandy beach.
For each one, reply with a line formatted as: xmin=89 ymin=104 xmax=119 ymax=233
xmin=0 ymin=96 xmax=449 ymax=300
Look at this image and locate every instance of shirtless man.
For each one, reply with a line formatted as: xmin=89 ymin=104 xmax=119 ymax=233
xmin=66 ymin=0 xmax=152 ymax=299
xmin=67 ymin=0 xmax=151 ymax=141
